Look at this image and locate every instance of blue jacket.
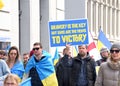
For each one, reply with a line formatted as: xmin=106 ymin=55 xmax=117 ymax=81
xmin=0 ymin=59 xmax=10 ymax=80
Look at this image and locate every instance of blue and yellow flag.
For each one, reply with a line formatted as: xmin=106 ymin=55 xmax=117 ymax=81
xmin=97 ymin=29 xmax=112 ymax=51
xmin=52 ymin=48 xmax=60 ymax=65
xmin=0 ymin=0 xmax=4 ymax=9
xmin=72 ymin=46 xmax=78 ymax=57
xmin=25 ymin=50 xmax=58 ymax=86
xmin=11 ymin=61 xmax=25 ymax=79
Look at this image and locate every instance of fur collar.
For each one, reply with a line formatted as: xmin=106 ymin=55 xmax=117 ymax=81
xmin=107 ymin=58 xmax=120 ymax=70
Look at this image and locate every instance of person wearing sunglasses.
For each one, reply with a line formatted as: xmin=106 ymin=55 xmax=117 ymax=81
xmin=24 ymin=42 xmax=58 ymax=86
xmin=95 ymin=43 xmax=120 ymax=86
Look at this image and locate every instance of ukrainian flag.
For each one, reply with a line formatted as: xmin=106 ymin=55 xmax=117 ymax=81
xmin=11 ymin=61 xmax=25 ymax=79
xmin=25 ymin=50 xmax=58 ymax=86
xmin=97 ymin=29 xmax=112 ymax=51
xmin=20 ymin=78 xmax=31 ymax=86
xmin=0 ymin=0 xmax=4 ymax=9
xmin=52 ymin=48 xmax=60 ymax=65
xmin=72 ymin=46 xmax=78 ymax=57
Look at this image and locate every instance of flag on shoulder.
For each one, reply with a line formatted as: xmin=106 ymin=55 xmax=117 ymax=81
xmin=25 ymin=50 xmax=58 ymax=86
xmin=20 ymin=78 xmax=31 ymax=86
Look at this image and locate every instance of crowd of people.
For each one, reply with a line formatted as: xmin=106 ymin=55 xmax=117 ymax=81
xmin=0 ymin=42 xmax=120 ymax=86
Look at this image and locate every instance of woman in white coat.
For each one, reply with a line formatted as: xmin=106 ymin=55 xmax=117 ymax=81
xmin=95 ymin=43 xmax=120 ymax=86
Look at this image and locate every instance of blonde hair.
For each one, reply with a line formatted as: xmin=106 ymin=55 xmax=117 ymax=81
xmin=4 ymin=74 xmax=21 ymax=86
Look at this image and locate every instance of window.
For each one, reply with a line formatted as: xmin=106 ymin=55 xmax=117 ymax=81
xmin=0 ymin=42 xmax=11 ymax=50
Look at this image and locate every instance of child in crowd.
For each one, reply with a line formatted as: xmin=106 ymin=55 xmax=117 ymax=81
xmin=3 ymin=74 xmax=20 ymax=86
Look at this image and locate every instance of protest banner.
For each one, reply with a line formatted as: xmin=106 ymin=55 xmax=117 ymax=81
xmin=49 ymin=19 xmax=89 ymax=47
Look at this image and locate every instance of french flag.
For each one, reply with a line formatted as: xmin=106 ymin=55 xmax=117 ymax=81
xmin=87 ymin=32 xmax=101 ymax=61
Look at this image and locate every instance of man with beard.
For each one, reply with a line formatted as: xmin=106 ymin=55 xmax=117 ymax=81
xmin=70 ymin=45 xmax=96 ymax=86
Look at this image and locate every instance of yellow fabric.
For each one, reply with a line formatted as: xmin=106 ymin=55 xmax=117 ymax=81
xmin=0 ymin=0 xmax=4 ymax=9
xmin=97 ymin=40 xmax=105 ymax=51
xmin=54 ymin=59 xmax=59 ymax=65
xmin=96 ymin=66 xmax=100 ymax=75
xmin=72 ymin=46 xmax=77 ymax=57
xmin=42 ymin=73 xmax=58 ymax=86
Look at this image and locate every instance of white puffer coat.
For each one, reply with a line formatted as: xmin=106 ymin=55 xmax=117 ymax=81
xmin=95 ymin=58 xmax=120 ymax=86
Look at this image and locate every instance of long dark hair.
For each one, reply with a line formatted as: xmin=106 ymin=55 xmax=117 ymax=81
xmin=7 ymin=46 xmax=20 ymax=63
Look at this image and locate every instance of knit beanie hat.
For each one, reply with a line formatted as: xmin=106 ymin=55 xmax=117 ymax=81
xmin=100 ymin=48 xmax=108 ymax=53
xmin=110 ymin=43 xmax=120 ymax=50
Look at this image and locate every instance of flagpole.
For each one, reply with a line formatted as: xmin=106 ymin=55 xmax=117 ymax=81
xmin=99 ymin=26 xmax=101 ymax=32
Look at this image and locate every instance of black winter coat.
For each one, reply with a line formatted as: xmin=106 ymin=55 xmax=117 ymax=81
xmin=70 ymin=54 xmax=96 ymax=86
xmin=56 ymin=54 xmax=73 ymax=86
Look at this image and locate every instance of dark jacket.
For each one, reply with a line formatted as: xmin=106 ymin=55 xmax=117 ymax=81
xmin=70 ymin=54 xmax=96 ymax=86
xmin=56 ymin=54 xmax=73 ymax=86
xmin=28 ymin=57 xmax=43 ymax=86
xmin=96 ymin=57 xmax=107 ymax=66
xmin=29 ymin=67 xmax=43 ymax=86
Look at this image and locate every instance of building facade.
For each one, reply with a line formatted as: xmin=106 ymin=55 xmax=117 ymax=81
xmin=87 ymin=0 xmax=120 ymax=42
xmin=0 ymin=0 xmax=19 ymax=51
xmin=0 ymin=0 xmax=120 ymax=55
